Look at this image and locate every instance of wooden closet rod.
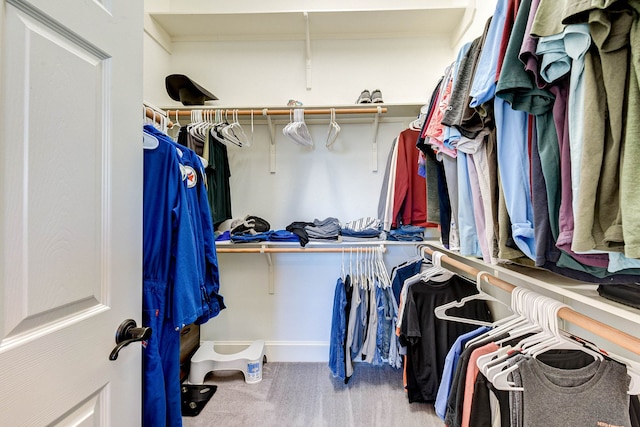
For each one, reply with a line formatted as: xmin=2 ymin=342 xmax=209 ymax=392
xmin=216 ymin=246 xmax=386 ymax=254
xmin=145 ymin=106 xmax=174 ymax=128
xmin=165 ymin=107 xmax=387 ymax=117
xmin=421 ymin=246 xmax=640 ymax=356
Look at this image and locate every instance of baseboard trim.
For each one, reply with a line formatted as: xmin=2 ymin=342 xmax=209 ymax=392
xmin=205 ymin=340 xmax=329 ymax=363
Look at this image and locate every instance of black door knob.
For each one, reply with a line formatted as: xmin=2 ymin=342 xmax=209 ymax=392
xmin=109 ymin=319 xmax=152 ymax=361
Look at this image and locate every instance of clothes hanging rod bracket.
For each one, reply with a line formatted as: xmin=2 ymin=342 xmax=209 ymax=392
xmin=372 ymin=106 xmax=381 ymax=172
xmin=304 ymin=11 xmax=312 ymax=90
xmin=263 ymin=109 xmax=277 ymax=173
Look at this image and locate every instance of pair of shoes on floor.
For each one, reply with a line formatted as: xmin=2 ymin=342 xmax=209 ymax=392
xmin=357 ymin=89 xmax=383 ymax=104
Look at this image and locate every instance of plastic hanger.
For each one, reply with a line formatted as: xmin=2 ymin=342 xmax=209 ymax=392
xmin=434 ymin=271 xmax=510 ymax=327
xmin=283 ymin=109 xmax=314 ymax=147
xmin=526 ymin=299 xmax=604 ymax=361
xmin=294 ymin=109 xmax=313 ymax=147
xmin=221 ymin=110 xmax=244 ymax=147
xmin=412 ymin=249 xmax=454 ymax=283
xmin=478 ymin=291 xmax=548 ymax=382
xmin=409 ymin=104 xmax=429 ymax=130
xmin=143 ymin=128 xmax=159 ymax=149
xmin=489 ymin=295 xmax=606 ymax=392
xmin=174 ymin=109 xmax=181 ymax=129
xmin=326 ymin=108 xmax=341 ymax=148
xmin=228 ymin=110 xmax=249 ymax=146
xmin=376 ymin=247 xmax=391 ymax=289
xmin=396 ymin=250 xmax=452 ymax=330
xmin=465 ymin=286 xmax=532 ymax=349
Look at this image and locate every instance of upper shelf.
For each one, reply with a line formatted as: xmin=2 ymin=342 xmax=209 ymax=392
xmin=162 ymin=103 xmax=426 ymax=120
xmin=145 ymin=1 xmax=476 ymax=45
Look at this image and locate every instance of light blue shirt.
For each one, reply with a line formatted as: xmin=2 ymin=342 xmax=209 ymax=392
xmin=434 ymin=326 xmax=490 ymax=420
xmin=494 ymin=97 xmax=536 ymax=260
xmin=457 ymin=150 xmax=482 ymax=257
xmin=468 ymin=0 xmax=509 ymax=108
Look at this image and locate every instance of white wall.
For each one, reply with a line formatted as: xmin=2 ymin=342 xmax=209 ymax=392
xmin=168 ymin=36 xmax=452 ymax=106
xmin=143 ymin=32 xmax=172 ymax=107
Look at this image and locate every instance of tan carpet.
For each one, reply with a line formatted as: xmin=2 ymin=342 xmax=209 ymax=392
xmin=182 ymin=362 xmax=443 ymax=427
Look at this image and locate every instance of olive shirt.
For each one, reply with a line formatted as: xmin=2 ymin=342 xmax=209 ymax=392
xmin=561 ymin=1 xmax=633 ymax=254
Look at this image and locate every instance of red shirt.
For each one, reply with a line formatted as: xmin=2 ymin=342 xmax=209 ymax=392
xmin=392 ymin=129 xmax=438 ymax=228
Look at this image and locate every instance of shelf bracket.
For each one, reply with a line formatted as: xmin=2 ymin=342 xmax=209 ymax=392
xmin=264 ymin=109 xmax=276 ymax=173
xmin=260 ymin=245 xmax=275 ymax=294
xmin=372 ymin=106 xmax=381 ymax=172
xmin=304 ymin=12 xmax=312 ymax=90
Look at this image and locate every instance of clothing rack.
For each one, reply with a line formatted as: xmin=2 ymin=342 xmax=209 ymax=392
xmin=420 ymin=246 xmax=640 ymax=356
xmin=165 ymin=106 xmax=387 ymax=117
xmin=216 ymin=244 xmax=386 ymax=294
xmin=216 ymin=245 xmax=386 ymax=254
xmin=144 ymin=106 xmax=174 ymax=128
xmin=167 ymin=105 xmax=387 ymax=173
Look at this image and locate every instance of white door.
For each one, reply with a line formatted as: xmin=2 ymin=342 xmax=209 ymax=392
xmin=0 ymin=0 xmax=143 ymax=425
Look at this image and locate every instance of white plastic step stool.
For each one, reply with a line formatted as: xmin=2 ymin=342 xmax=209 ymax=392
xmin=188 ymin=340 xmax=265 ymax=385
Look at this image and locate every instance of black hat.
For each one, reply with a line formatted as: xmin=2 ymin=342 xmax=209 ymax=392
xmin=165 ymin=74 xmax=218 ymax=106
xmin=230 ymin=216 xmax=271 ymax=235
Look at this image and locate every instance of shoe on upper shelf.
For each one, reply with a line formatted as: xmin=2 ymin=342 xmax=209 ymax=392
xmin=371 ymin=89 xmax=383 ymax=103
xmin=357 ymin=89 xmax=372 ymax=104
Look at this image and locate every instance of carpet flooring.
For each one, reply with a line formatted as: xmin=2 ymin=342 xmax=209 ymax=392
xmin=182 ymin=362 xmax=443 ymax=427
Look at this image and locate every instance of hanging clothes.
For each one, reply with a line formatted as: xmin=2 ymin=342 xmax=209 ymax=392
xmin=142 ymin=125 xmax=224 ymax=427
xmin=438 ymin=285 xmax=638 ymax=427
xmin=397 ymin=270 xmax=492 ymax=403
xmin=329 ymin=250 xmax=400 ymax=383
xmin=422 ymin=0 xmax=640 ymax=288
xmin=177 ymin=125 xmax=233 ymax=228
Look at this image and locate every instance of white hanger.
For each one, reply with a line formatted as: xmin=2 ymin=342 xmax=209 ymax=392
xmin=411 ymin=249 xmax=454 ymax=284
xmin=211 ymin=110 xmax=228 ymax=145
xmin=487 ymin=299 xmax=565 ymax=392
xmin=143 ymin=132 xmax=159 ymax=149
xmin=174 ymin=109 xmax=181 ymax=129
xmin=143 ymin=120 xmax=159 ymax=150
xmin=220 ymin=110 xmax=244 ymax=147
xmin=466 ymin=286 xmax=531 ymax=349
xmin=227 ymin=110 xmax=249 ymax=146
xmin=396 ymin=250 xmax=453 ymax=330
xmin=489 ymin=295 xmax=608 ymax=392
xmin=527 ymin=300 xmax=604 ymax=362
xmin=433 ymin=271 xmax=507 ymax=327
xmin=294 ymin=109 xmax=314 ymax=147
xmin=477 ymin=290 xmax=546 ymax=383
xmin=375 ymin=247 xmax=391 ymax=289
xmin=283 ymin=109 xmax=314 ymax=147
xmin=409 ymin=104 xmax=429 ymax=130
xmin=326 ymin=108 xmax=341 ymax=148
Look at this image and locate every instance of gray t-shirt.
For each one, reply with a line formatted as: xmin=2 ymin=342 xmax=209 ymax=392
xmin=519 ymin=357 xmax=631 ymax=427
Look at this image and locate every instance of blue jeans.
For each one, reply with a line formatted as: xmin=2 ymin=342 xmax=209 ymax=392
xmin=328 ymin=277 xmax=347 ymax=379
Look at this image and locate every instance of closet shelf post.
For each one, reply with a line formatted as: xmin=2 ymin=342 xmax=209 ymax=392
xmin=304 ymin=11 xmax=312 ymax=90
xmin=259 ymin=244 xmax=275 ymax=294
xmin=263 ymin=109 xmax=276 ymax=174
xmin=372 ymin=106 xmax=381 ymax=172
